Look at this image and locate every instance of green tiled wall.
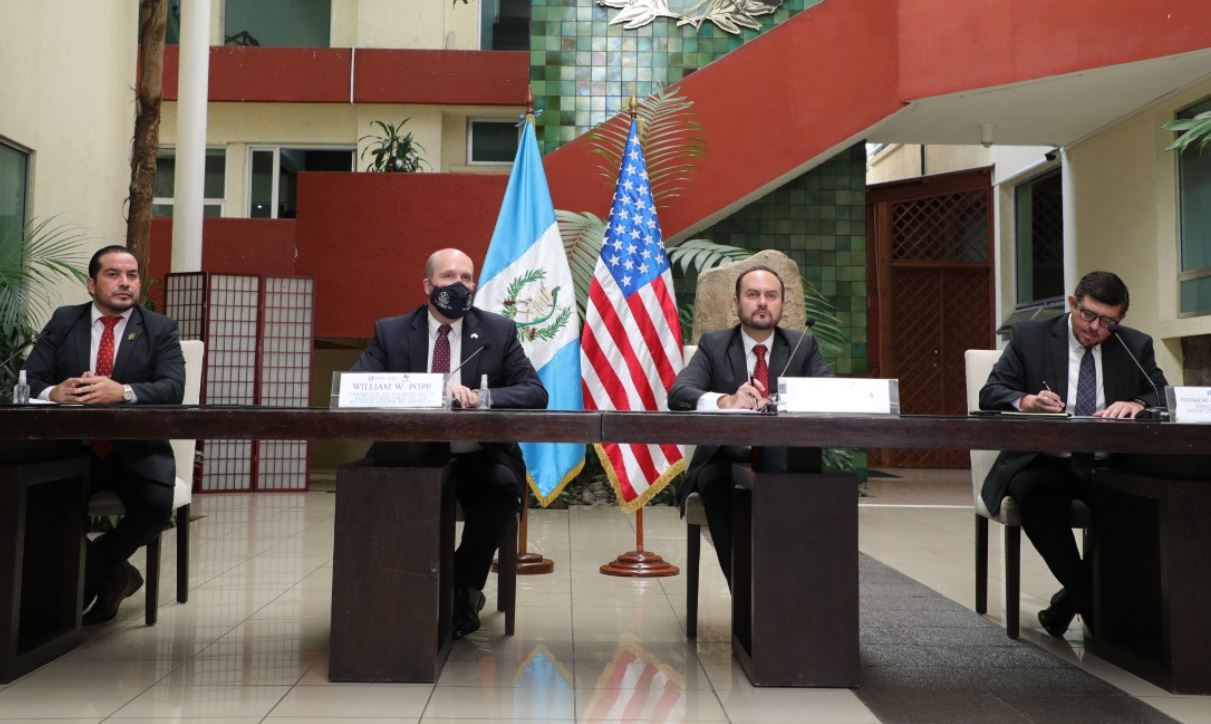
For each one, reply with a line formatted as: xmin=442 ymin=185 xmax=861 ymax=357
xmin=673 ymin=144 xmax=868 ymax=376
xmin=528 ymin=0 xmax=822 ymax=151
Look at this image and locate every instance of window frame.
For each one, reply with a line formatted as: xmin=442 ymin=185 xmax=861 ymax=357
xmin=465 ymin=118 xmax=519 ymax=167
xmin=152 ymin=146 xmax=227 ymax=218
xmin=0 ymin=137 xmax=31 ymax=248
xmin=246 ymin=145 xmax=355 ymax=219
xmin=1011 ymin=165 xmax=1065 ymax=310
xmin=1175 ymin=97 xmax=1211 ymax=318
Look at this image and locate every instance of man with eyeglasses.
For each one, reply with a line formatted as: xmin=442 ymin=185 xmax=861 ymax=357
xmin=979 ymin=271 xmax=1168 ymax=638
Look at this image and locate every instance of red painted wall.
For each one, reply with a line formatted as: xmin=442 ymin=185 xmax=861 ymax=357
xmin=163 ymin=47 xmax=352 ymax=102
xmin=148 ymin=217 xmax=297 ymax=309
xmin=293 ymin=172 xmax=509 ymax=339
xmin=545 ymin=0 xmax=903 ymax=238
xmin=160 ymin=47 xmax=528 ymax=106
xmin=898 ymin=0 xmax=1211 ymax=100
xmin=354 ymin=50 xmax=529 ymax=105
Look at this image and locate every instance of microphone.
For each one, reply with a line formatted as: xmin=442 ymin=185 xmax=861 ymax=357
xmin=762 ymin=319 xmax=815 ymax=416
xmin=776 ymin=318 xmax=816 ymax=381
xmin=1107 ymin=324 xmax=1168 ymax=421
xmin=443 ymin=342 xmax=491 ymax=406
xmin=0 ymin=331 xmax=43 ymax=372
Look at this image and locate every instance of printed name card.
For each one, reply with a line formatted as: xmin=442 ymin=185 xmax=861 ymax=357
xmin=1164 ymin=386 xmax=1211 ymax=423
xmin=777 ymin=377 xmax=900 ymax=415
xmin=332 ymin=372 xmax=445 ymax=409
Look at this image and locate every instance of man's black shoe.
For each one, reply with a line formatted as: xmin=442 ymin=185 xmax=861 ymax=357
xmin=452 ymin=587 xmax=486 ymax=639
xmin=83 ymin=561 xmax=144 ymax=625
xmin=1038 ymin=593 xmax=1076 ymax=639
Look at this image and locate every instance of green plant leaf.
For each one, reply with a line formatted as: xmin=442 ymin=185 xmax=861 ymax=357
xmin=1163 ymin=111 xmax=1211 ymax=154
xmin=359 ymin=118 xmax=428 ymax=172
xmin=588 ymin=85 xmax=706 ymax=209
xmin=555 ymin=209 xmax=607 ymax=321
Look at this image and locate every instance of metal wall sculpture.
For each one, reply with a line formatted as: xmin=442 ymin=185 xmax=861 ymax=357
xmin=597 ymin=0 xmax=784 ymax=35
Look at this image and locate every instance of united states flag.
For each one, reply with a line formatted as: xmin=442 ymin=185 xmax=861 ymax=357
xmin=580 ymin=116 xmax=686 ymax=512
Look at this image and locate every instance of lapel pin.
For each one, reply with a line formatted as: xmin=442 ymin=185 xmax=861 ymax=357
xmin=127 ymin=333 xmax=136 ymax=341
xmin=470 ymin=332 xmax=479 ymax=340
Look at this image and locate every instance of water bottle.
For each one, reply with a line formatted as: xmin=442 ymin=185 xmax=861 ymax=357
xmin=477 ymin=374 xmax=492 ymax=409
xmin=12 ymin=370 xmax=30 ymax=405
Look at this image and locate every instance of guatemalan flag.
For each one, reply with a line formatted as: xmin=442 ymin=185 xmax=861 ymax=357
xmin=477 ymin=120 xmax=585 ymax=506
xmin=580 ymin=115 xmax=686 ymax=512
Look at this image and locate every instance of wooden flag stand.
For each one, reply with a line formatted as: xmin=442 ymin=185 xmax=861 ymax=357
xmin=494 ymin=496 xmax=554 ymax=575
xmin=600 ymin=508 xmax=679 ymax=577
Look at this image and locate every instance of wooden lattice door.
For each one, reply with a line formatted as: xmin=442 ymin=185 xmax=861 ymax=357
xmin=867 ymin=168 xmax=995 ymax=468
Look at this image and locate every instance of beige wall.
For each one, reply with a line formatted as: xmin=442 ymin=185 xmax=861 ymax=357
xmin=0 ymin=1 xmax=139 ymax=322
xmin=160 ymin=101 xmax=518 ymax=214
xmin=1066 ymin=75 xmax=1211 ymax=380
xmin=333 ymin=0 xmax=481 ymax=49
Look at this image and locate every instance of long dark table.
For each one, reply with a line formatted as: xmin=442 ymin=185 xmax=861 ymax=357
xmin=3 ymin=406 xmax=1209 ymax=689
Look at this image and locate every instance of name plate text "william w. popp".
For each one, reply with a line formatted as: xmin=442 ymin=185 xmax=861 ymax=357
xmin=335 ymin=372 xmax=445 ymax=409
xmin=777 ymin=377 xmax=900 ymax=415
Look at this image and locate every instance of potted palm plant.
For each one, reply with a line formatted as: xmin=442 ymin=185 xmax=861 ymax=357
xmin=0 ymin=218 xmax=88 ymax=401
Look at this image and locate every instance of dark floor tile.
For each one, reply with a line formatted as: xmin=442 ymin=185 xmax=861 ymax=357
xmin=857 ymin=690 xmax=1031 ymax=724
xmin=1006 ymin=694 xmax=1178 ymax=723
xmin=928 ymin=644 xmax=1071 ymax=670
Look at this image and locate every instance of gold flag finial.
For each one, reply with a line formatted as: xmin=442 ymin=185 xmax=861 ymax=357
xmin=628 ymin=95 xmax=638 ymax=119
xmin=526 ymin=85 xmax=535 ymax=116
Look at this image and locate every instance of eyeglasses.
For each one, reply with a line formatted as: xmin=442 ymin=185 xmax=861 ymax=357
xmin=1075 ymin=304 xmax=1120 ymax=328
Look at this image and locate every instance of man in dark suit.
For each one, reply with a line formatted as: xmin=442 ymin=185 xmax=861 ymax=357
xmin=352 ymin=247 xmax=547 ymax=638
xmin=980 ymin=270 xmax=1167 ymax=638
xmin=668 ymin=266 xmax=832 ymax=585
xmin=24 ymin=245 xmax=185 ymax=624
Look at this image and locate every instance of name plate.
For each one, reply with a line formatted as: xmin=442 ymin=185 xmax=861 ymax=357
xmin=1164 ymin=385 xmax=1211 ymax=423
xmin=777 ymin=377 xmax=900 ymax=415
xmin=332 ymin=372 xmax=445 ymax=409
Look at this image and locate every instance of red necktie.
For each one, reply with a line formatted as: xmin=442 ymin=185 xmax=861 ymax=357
xmin=91 ymin=316 xmax=122 ymax=458
xmin=432 ymin=324 xmax=452 ymax=373
xmin=753 ymin=344 xmax=769 ymax=395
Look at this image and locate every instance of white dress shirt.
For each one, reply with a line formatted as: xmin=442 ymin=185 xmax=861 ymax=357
xmin=696 ymin=329 xmax=774 ymax=410
xmin=38 ymin=305 xmax=135 ymax=401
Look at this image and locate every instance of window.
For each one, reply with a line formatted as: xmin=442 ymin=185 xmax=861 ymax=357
xmin=0 ymin=140 xmax=29 ymax=249
xmin=248 ymin=147 xmax=353 ymax=219
xmin=223 ymin=0 xmax=330 ymax=47
xmin=152 ymin=148 xmax=226 ymax=218
xmin=467 ymin=120 xmax=519 ymax=165
xmin=480 ymin=0 xmax=530 ymax=51
xmin=1177 ymin=98 xmax=1211 ymax=315
xmin=1013 ymin=168 xmax=1064 ymax=307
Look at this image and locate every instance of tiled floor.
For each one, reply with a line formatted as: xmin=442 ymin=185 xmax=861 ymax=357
xmin=1 ymin=470 xmax=1208 ymax=722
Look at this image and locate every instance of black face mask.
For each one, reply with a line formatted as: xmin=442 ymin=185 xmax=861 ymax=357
xmin=429 ymin=281 xmax=474 ymax=319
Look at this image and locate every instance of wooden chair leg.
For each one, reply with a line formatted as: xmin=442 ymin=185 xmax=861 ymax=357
xmin=176 ymin=505 xmax=189 ymax=604
xmin=500 ymin=514 xmax=517 ymax=637
xmin=1005 ymin=524 xmax=1020 ymax=639
xmin=975 ymin=515 xmax=988 ymax=614
xmin=145 ymin=535 xmax=161 ymax=626
xmin=686 ymin=521 xmax=700 ymax=639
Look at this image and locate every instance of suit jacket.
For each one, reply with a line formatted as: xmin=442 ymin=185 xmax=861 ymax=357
xmin=978 ymin=314 xmax=1168 ymax=515
xmin=668 ymin=324 xmax=833 ymax=508
xmin=352 ymin=305 xmax=547 ymax=487
xmin=24 ymin=302 xmax=186 ymax=485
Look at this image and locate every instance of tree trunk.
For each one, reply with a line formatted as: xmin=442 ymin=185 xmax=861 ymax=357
xmin=127 ymin=0 xmax=168 ymax=285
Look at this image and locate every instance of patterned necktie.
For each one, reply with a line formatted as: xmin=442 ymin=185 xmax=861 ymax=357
xmin=753 ymin=344 xmax=769 ymax=395
xmin=432 ymin=324 xmax=452 ymax=374
xmin=1074 ymin=346 xmax=1096 ymax=416
xmin=91 ymin=316 xmax=122 ymax=458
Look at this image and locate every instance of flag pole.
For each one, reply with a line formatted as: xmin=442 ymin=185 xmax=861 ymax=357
xmin=600 ymin=95 xmax=680 ymax=579
xmin=493 ymin=84 xmax=557 ymax=576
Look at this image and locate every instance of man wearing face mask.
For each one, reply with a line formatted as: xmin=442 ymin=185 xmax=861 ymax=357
xmin=352 ymin=248 xmax=547 ymax=638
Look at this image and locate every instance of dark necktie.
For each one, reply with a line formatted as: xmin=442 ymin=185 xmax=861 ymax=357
xmin=91 ymin=316 xmax=122 ymax=458
xmin=1074 ymin=346 xmax=1096 ymax=416
xmin=753 ymin=344 xmax=769 ymax=395
xmin=432 ymin=324 xmax=452 ymax=374
xmin=1071 ymin=346 xmax=1097 ymax=479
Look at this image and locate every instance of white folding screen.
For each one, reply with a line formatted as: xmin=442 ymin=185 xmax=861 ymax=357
xmin=256 ymin=276 xmax=314 ymax=491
